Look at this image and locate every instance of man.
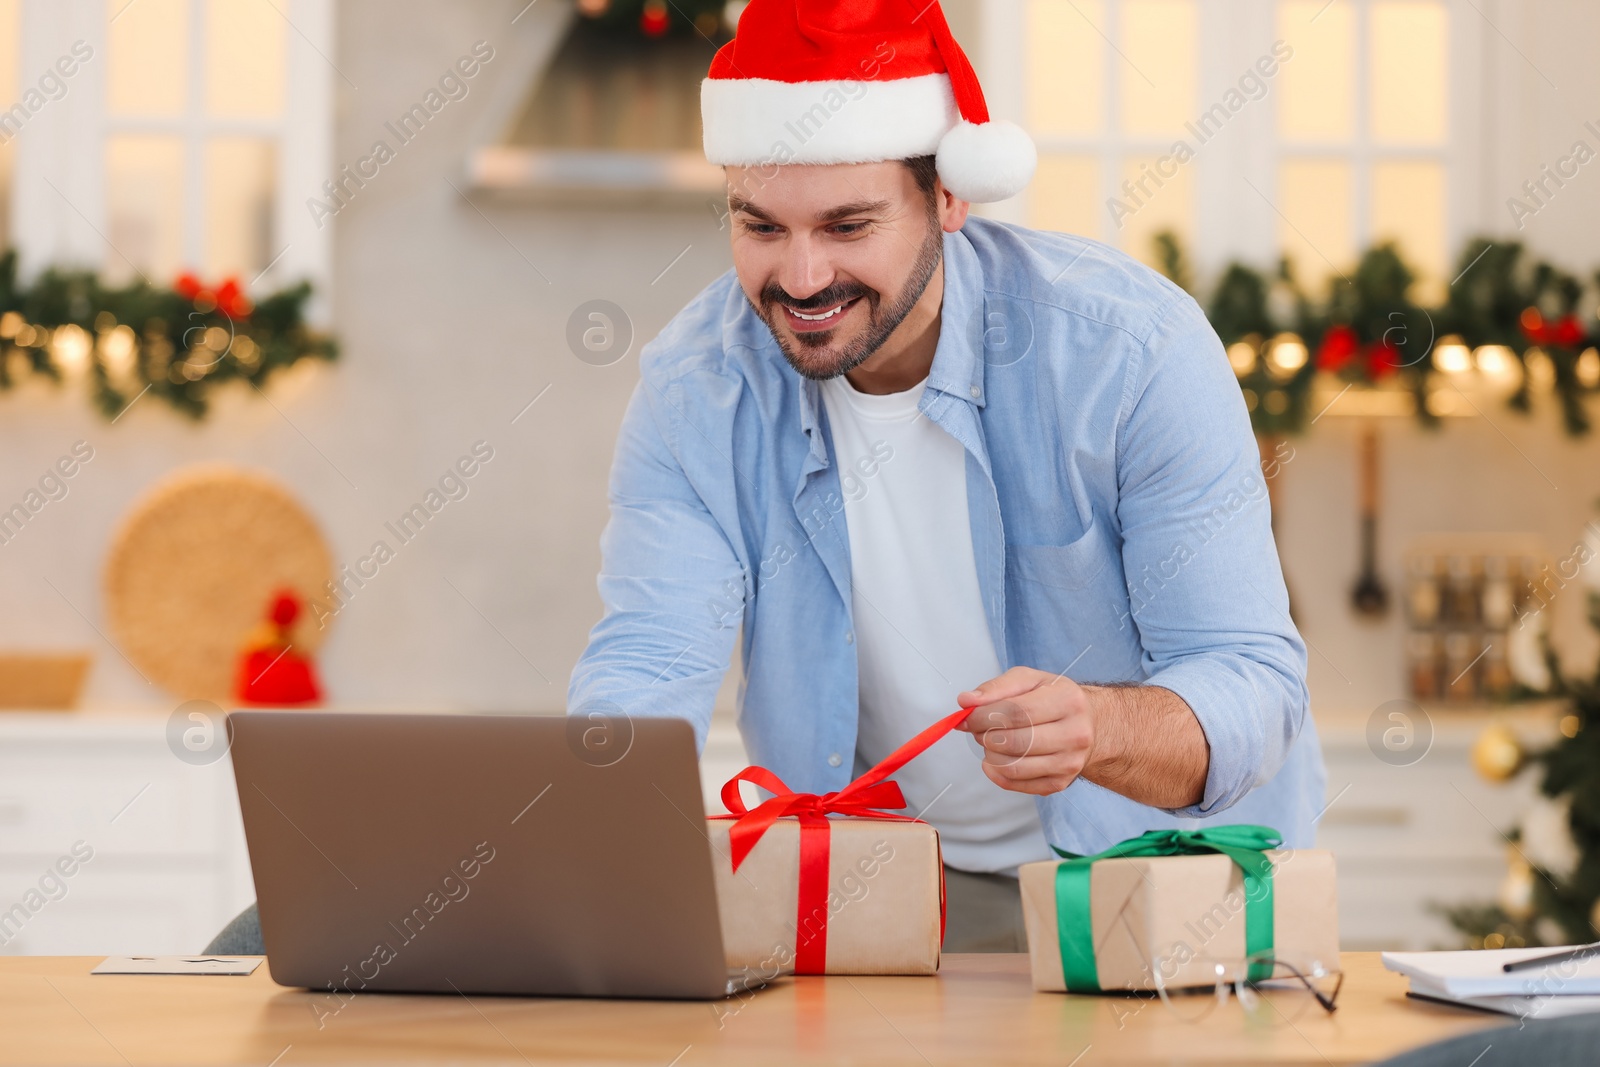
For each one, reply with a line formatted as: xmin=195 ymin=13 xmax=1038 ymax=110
xmin=207 ymin=0 xmax=1320 ymax=958
xmin=567 ymin=0 xmax=1323 ymax=952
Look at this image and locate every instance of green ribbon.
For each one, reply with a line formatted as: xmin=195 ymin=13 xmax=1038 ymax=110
xmin=1051 ymin=824 xmax=1282 ymax=993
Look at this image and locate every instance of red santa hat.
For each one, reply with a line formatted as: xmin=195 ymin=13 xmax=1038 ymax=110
xmin=701 ymin=0 xmax=1037 ymax=203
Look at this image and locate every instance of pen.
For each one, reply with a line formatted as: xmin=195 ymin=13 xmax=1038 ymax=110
xmin=1502 ymin=942 xmax=1600 ymax=973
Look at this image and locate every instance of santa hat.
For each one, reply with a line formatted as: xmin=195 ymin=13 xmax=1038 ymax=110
xmin=701 ymin=0 xmax=1037 ymax=203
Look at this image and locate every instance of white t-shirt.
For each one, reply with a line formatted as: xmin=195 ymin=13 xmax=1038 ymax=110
xmin=820 ymin=374 xmax=1051 ymax=874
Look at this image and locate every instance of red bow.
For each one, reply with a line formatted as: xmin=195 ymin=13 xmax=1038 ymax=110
xmin=1315 ymin=324 xmax=1361 ymax=373
xmin=174 ymin=272 xmax=253 ymax=320
xmin=1316 ymin=325 xmax=1403 ymax=380
xmin=1522 ymin=310 xmax=1587 ymax=349
xmin=714 ymin=705 xmax=973 ymax=974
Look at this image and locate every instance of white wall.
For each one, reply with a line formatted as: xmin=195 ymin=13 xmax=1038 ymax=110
xmin=1469 ymin=0 xmax=1600 ymax=271
xmin=2 ymin=0 xmax=1597 ymax=723
xmin=1281 ymin=416 xmax=1600 ymax=715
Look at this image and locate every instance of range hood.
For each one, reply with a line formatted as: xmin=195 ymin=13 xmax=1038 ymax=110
xmin=469 ymin=14 xmax=727 ymax=207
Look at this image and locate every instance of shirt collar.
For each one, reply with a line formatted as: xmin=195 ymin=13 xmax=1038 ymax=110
xmin=924 ymin=226 xmax=987 ymax=410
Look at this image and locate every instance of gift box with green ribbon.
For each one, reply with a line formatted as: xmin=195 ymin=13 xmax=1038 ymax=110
xmin=1019 ymin=825 xmax=1340 ymax=993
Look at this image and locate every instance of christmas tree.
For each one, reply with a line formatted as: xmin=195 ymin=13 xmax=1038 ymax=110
xmin=1439 ymin=509 xmax=1600 ymax=948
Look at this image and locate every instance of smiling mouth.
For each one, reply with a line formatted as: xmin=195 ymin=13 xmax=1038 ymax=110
xmin=782 ymin=297 xmax=860 ymax=332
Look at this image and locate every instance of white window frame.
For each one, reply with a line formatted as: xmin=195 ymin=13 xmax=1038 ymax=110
xmin=978 ymin=0 xmax=1485 ymax=281
xmin=8 ymin=0 xmax=333 ymax=317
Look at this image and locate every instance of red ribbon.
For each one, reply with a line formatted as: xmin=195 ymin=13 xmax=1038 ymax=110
xmin=714 ymin=706 xmax=973 ymax=974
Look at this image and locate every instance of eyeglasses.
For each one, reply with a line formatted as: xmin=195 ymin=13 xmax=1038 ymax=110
xmin=1150 ymin=953 xmax=1343 ymax=1024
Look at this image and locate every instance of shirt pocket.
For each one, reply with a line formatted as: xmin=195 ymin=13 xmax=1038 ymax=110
xmin=1004 ymin=521 xmax=1132 ymax=675
xmin=1006 ymin=521 xmax=1111 ymax=591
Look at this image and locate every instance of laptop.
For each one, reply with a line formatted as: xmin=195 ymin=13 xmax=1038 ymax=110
xmin=228 ymin=710 xmax=763 ymax=1000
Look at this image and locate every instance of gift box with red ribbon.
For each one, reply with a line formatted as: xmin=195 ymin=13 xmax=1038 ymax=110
xmin=707 ymin=707 xmax=972 ymax=976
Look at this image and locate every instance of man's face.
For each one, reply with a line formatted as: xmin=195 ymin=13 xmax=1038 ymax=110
xmin=725 ymin=161 xmax=961 ymax=381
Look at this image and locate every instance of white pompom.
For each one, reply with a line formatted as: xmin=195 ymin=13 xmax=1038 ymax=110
xmin=935 ymin=120 xmax=1038 ymax=203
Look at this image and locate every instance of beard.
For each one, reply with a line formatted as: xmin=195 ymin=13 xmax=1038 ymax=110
xmin=753 ymin=212 xmax=944 ymax=382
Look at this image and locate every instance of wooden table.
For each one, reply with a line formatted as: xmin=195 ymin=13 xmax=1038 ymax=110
xmin=0 ymin=953 xmax=1505 ymax=1065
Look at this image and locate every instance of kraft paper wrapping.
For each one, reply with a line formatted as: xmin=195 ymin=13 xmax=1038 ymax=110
xmin=707 ymin=816 xmax=943 ymax=976
xmin=1019 ymin=849 xmax=1340 ymax=993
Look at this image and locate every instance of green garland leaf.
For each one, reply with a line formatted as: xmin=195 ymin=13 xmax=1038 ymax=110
xmin=0 ymin=251 xmax=338 ymax=421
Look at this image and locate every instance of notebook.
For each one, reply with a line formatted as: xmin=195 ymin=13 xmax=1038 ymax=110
xmin=1406 ymin=990 xmax=1600 ymax=1019
xmin=1383 ymin=948 xmax=1600 ymax=998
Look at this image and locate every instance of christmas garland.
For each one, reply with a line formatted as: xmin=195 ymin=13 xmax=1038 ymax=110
xmin=0 ymin=251 xmax=337 ymax=421
xmin=1159 ymin=233 xmax=1600 ymax=438
xmin=570 ymin=0 xmax=731 ymax=40
xmin=8 ymin=225 xmax=1588 ymax=434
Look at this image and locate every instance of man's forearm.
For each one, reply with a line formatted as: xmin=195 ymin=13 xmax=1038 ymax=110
xmin=1082 ymin=684 xmax=1210 ymax=809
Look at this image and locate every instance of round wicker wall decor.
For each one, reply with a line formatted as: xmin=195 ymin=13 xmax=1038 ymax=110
xmin=103 ymin=464 xmax=333 ymax=702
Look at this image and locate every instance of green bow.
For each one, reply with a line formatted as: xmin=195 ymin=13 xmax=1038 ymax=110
xmin=1050 ymin=825 xmax=1283 ymax=993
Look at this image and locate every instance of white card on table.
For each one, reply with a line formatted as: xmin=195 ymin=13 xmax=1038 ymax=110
xmin=92 ymin=956 xmax=262 ymax=976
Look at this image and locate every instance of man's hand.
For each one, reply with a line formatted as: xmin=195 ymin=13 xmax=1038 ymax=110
xmin=954 ymin=668 xmax=1095 ymax=796
xmin=954 ymin=668 xmax=1210 ymax=808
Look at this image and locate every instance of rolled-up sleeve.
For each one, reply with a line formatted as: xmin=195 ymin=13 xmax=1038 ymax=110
xmin=1114 ymin=294 xmax=1310 ymax=817
xmin=566 ymin=372 xmax=746 ymax=751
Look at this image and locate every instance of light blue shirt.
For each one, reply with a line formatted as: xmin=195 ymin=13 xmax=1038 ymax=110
xmin=569 ymin=217 xmax=1325 ymax=853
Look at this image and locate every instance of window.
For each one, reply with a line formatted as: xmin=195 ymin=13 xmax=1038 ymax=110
xmin=0 ymin=0 xmax=19 ymax=252
xmin=1012 ymin=0 xmax=1200 ymax=262
xmin=981 ymin=0 xmax=1472 ymax=294
xmin=103 ymin=0 xmax=284 ymax=283
xmin=1277 ymin=0 xmax=1450 ymax=297
xmin=6 ymin=0 xmax=331 ymax=307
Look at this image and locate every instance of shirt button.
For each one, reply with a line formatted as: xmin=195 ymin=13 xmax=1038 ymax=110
xmin=969 ymin=386 xmax=982 ymax=399
xmin=844 ymin=630 xmax=854 ymax=644
xmin=828 ymin=753 xmax=843 ymax=767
